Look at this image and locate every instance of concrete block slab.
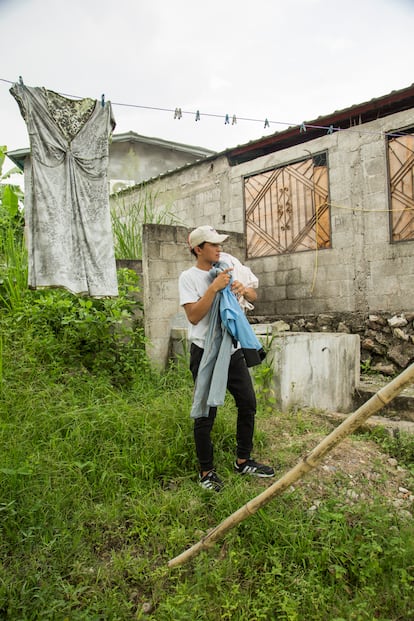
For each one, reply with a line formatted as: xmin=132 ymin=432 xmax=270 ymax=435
xmin=271 ymin=331 xmax=360 ymax=413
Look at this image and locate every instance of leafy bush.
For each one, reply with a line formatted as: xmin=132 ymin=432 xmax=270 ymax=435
xmin=1 ymin=267 xmax=146 ymax=386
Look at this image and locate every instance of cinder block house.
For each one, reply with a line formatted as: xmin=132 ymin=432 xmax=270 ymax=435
xmin=115 ymin=84 xmax=414 ymax=374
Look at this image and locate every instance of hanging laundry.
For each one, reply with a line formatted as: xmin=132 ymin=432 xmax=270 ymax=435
xmin=10 ymin=82 xmax=118 ymax=297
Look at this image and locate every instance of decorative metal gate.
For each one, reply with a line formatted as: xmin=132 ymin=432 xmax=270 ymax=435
xmin=244 ymin=154 xmax=331 ymax=257
xmin=388 ymin=133 xmax=414 ymax=242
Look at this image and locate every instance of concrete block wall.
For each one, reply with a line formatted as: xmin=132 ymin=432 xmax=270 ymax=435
xmin=142 ymin=223 xmax=246 ymax=368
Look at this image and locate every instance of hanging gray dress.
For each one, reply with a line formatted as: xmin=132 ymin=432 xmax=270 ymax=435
xmin=10 ymin=83 xmax=119 ymax=297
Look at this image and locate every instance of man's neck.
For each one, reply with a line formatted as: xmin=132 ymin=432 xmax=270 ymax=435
xmin=196 ymin=258 xmax=213 ymax=271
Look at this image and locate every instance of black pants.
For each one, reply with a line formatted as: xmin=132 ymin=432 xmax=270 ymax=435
xmin=190 ymin=343 xmax=256 ymax=472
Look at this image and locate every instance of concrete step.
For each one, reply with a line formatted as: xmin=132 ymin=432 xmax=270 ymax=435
xmin=354 ymin=375 xmax=414 ymax=423
xmin=324 ymin=409 xmax=414 ymax=435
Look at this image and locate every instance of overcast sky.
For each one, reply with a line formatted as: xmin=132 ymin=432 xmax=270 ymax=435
xmin=1 ymin=0 xmax=414 ymax=171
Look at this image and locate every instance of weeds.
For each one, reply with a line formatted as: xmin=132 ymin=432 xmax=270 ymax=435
xmin=252 ymin=331 xmax=277 ymax=415
xmin=0 ymin=146 xmax=26 ymax=312
xmin=368 ymin=426 xmax=414 ymax=474
xmin=110 ymin=185 xmax=182 ymax=259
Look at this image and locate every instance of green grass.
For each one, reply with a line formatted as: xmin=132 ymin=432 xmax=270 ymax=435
xmin=1 ymin=329 xmax=413 ymax=620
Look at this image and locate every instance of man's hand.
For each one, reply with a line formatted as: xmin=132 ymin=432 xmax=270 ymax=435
xmin=231 ymin=279 xmax=246 ymax=297
xmin=213 ymin=268 xmax=233 ymax=292
xmin=231 ymin=280 xmax=257 ymax=303
xmin=184 ymin=268 xmax=233 ymax=325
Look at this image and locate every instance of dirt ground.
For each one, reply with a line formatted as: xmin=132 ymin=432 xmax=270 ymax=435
xmin=302 ymin=436 xmax=413 ymax=516
xmin=260 ymin=413 xmax=414 ymax=519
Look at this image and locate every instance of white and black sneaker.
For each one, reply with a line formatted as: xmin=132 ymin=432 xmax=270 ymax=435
xmin=234 ymin=459 xmax=275 ymax=478
xmin=198 ymin=470 xmax=224 ymax=492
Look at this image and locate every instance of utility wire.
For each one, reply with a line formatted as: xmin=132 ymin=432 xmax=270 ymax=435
xmin=1 ymin=77 xmax=413 ymax=139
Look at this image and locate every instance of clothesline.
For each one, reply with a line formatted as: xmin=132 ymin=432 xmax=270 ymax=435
xmin=1 ymin=77 xmax=413 ymax=140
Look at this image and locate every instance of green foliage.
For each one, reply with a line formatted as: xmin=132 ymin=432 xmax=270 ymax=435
xmin=0 ymin=156 xmax=147 ymax=385
xmin=111 ymin=185 xmax=182 ymax=259
xmin=253 ymin=332 xmax=278 ymax=415
xmin=0 ymin=225 xmax=27 ymax=312
xmin=1 ymin=267 xmax=146 ymax=387
xmin=1 ymin=310 xmax=413 ymax=620
xmin=0 ymin=146 xmax=26 ymax=311
xmin=1 ymin=357 xmax=413 ymax=621
xmin=360 ymin=357 xmax=372 ymax=374
xmin=0 ymin=145 xmax=24 ymax=230
xmin=368 ymin=426 xmax=414 ymax=474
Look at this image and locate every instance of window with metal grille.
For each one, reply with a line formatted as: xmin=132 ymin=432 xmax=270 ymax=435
xmin=244 ymin=153 xmax=331 ymax=258
xmin=388 ymin=130 xmax=414 ymax=242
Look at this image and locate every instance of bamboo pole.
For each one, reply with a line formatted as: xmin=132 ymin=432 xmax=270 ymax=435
xmin=168 ymin=362 xmax=414 ymax=568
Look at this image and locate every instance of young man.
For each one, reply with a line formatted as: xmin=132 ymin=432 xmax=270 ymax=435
xmin=178 ymin=225 xmax=275 ymax=492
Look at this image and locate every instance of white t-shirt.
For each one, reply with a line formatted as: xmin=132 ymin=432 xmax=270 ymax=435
xmin=178 ymin=252 xmax=258 ymax=348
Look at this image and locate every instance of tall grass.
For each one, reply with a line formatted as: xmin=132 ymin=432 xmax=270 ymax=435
xmin=0 ymin=158 xmax=26 ymax=312
xmin=0 ymin=222 xmax=27 ymax=311
xmin=111 ymin=186 xmax=182 ymax=259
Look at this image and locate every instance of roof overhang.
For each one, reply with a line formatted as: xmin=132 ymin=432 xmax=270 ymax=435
xmin=6 ymin=147 xmax=27 ymax=171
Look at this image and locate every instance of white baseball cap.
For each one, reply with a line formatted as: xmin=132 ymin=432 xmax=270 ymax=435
xmin=188 ymin=225 xmax=229 ymax=249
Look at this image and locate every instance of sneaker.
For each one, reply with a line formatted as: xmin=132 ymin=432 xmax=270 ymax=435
xmin=198 ymin=470 xmax=224 ymax=492
xmin=234 ymin=459 xmax=275 ymax=478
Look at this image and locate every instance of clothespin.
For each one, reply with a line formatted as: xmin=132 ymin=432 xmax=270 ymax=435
xmin=19 ymin=76 xmax=24 ymax=85
xmin=174 ymin=107 xmax=182 ymax=120
xmin=195 ymin=110 xmax=201 ymax=121
xmin=300 ymin=122 xmax=307 ymax=133
xmin=232 ymin=114 xmax=237 ymax=125
xmin=264 ymin=118 xmax=270 ymax=128
xmin=224 ymin=114 xmax=230 ymax=125
xmin=101 ymin=94 xmax=105 ymax=108
xmin=327 ymin=125 xmax=334 ymax=135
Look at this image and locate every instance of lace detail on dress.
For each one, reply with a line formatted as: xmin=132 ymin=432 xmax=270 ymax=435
xmin=45 ymin=89 xmax=96 ymax=141
xmin=11 ymin=89 xmax=27 ymax=122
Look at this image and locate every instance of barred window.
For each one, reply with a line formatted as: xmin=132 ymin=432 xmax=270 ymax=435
xmin=244 ymin=153 xmax=330 ymax=258
xmin=388 ymin=131 xmax=414 ymax=242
